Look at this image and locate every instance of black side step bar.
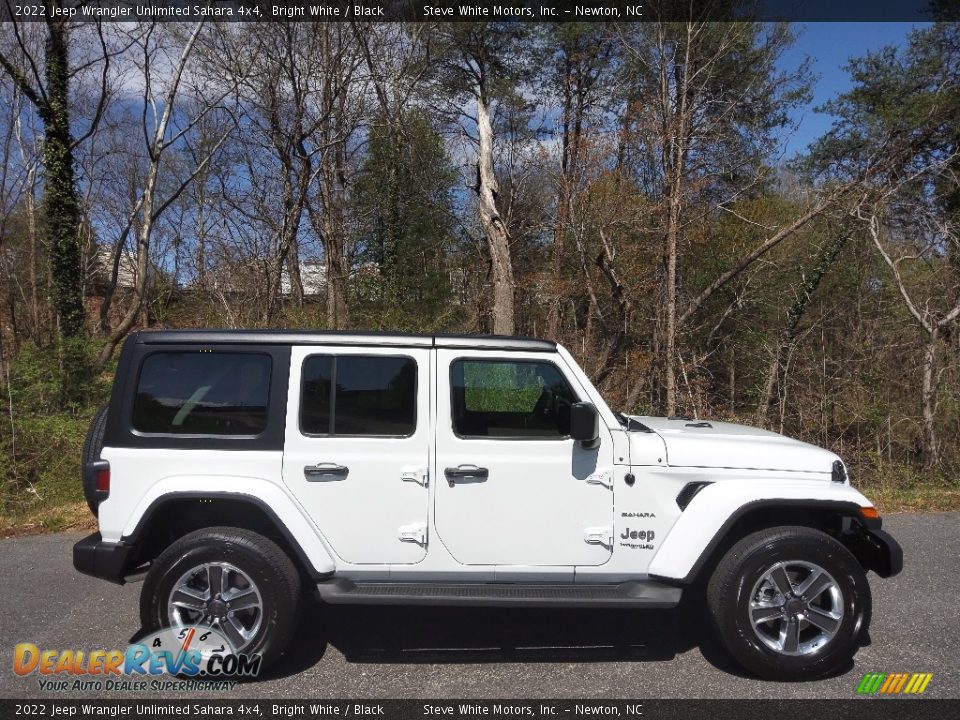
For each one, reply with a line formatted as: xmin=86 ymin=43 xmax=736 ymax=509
xmin=315 ymin=579 xmax=682 ymax=608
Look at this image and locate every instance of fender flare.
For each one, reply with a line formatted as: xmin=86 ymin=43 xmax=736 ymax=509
xmin=120 ymin=477 xmax=337 ymax=579
xmin=648 ymin=481 xmax=876 ymax=584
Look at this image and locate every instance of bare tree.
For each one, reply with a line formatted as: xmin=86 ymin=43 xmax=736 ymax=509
xmin=863 ymin=205 xmax=960 ymax=467
xmin=617 ymin=20 xmax=811 ymax=415
xmin=94 ymin=22 xmax=249 ymax=368
xmin=430 ymin=23 xmax=534 ymax=335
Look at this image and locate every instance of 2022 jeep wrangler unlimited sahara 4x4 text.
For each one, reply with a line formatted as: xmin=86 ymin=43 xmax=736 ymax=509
xmin=74 ymin=330 xmax=902 ymax=680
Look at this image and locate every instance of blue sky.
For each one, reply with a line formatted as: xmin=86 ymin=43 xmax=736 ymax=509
xmin=778 ymin=22 xmax=931 ymax=157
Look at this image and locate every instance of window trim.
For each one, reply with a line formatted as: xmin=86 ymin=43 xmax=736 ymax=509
xmin=298 ymin=353 xmax=419 ymax=439
xmin=448 ymin=356 xmax=582 ymax=442
xmin=130 ymin=349 xmax=274 ymax=440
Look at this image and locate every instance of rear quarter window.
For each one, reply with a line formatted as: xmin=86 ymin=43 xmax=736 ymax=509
xmin=132 ymin=351 xmax=272 ymax=436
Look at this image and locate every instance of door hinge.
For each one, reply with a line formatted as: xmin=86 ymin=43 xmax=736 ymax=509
xmin=584 ymin=527 xmax=613 ymax=547
xmin=398 ymin=523 xmax=427 ymax=546
xmin=401 ymin=465 xmax=429 ymax=487
xmin=586 ymin=470 xmax=613 ymax=490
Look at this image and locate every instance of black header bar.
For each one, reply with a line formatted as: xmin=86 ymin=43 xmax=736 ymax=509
xmin=0 ymin=700 xmax=957 ymax=720
xmin=0 ymin=0 xmax=941 ymax=23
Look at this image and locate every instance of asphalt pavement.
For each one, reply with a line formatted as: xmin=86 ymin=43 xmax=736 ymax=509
xmin=0 ymin=512 xmax=956 ymax=699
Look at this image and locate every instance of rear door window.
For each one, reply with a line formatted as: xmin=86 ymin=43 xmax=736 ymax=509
xmin=133 ymin=352 xmax=272 ymax=436
xmin=301 ymin=355 xmax=417 ymax=437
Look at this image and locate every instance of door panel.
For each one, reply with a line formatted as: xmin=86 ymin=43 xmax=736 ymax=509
xmin=434 ymin=350 xmax=613 ymax=566
xmin=282 ymin=346 xmax=430 ymax=564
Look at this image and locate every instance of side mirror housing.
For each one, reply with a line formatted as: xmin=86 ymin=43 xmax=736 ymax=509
xmin=570 ymin=402 xmax=599 ymax=448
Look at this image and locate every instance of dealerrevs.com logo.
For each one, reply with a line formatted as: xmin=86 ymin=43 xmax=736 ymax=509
xmin=856 ymin=672 xmax=934 ymax=696
xmin=13 ymin=627 xmax=260 ymax=692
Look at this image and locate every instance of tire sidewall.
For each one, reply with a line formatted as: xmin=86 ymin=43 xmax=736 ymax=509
xmin=82 ymin=404 xmax=109 ymax=516
xmin=718 ymin=531 xmax=870 ymax=679
xmin=142 ymin=535 xmax=294 ymax=664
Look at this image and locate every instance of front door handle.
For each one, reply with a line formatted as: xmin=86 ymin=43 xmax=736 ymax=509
xmin=444 ymin=465 xmax=488 ymax=485
xmin=304 ymin=463 xmax=349 ymax=481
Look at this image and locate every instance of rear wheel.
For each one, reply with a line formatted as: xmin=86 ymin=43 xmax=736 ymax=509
xmin=707 ymin=526 xmax=871 ymax=681
xmin=141 ymin=527 xmax=301 ymax=669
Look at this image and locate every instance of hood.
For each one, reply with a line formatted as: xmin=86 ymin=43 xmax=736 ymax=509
xmin=628 ymin=416 xmax=840 ymax=475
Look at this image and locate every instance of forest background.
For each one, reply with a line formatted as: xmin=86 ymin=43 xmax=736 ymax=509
xmin=2 ymin=10 xmax=959 ymax=533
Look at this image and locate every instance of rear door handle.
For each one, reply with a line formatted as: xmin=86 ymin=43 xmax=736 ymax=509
xmin=444 ymin=465 xmax=488 ymax=485
xmin=304 ymin=463 xmax=349 ymax=481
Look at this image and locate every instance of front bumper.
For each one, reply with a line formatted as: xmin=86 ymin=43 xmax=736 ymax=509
xmin=850 ymin=526 xmax=903 ymax=578
xmin=73 ymin=532 xmax=135 ymax=585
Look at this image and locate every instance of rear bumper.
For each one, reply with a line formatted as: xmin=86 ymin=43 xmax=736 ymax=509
xmin=73 ymin=532 xmax=135 ymax=585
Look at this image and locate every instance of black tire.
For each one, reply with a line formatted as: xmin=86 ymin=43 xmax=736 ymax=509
xmin=81 ymin=404 xmax=110 ymax=516
xmin=140 ymin=527 xmax=301 ymax=671
xmin=706 ymin=526 xmax=871 ymax=681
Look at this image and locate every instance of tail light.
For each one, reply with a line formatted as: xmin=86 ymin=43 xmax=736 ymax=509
xmin=85 ymin=459 xmax=111 ymax=515
xmin=95 ymin=466 xmax=110 ymax=493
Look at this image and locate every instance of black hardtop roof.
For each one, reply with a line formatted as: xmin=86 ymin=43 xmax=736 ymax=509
xmin=133 ymin=329 xmax=557 ymax=352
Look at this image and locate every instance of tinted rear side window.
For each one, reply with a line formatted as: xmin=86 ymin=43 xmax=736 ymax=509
xmin=133 ymin=352 xmax=272 ymax=436
xmin=301 ymin=355 xmax=416 ymax=436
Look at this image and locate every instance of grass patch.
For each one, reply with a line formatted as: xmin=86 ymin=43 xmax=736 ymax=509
xmin=0 ymin=501 xmax=96 ymax=539
xmin=865 ymin=486 xmax=960 ymax=513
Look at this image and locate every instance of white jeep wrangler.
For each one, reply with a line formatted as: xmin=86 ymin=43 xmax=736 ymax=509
xmin=74 ymin=330 xmax=901 ymax=680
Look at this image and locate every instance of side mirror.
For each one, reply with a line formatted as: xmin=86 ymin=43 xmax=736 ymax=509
xmin=570 ymin=402 xmax=599 ymax=448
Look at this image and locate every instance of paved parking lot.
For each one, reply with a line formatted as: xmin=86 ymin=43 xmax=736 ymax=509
xmin=0 ymin=512 xmax=956 ymax=699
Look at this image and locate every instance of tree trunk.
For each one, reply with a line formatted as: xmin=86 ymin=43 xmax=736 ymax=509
xmin=474 ymin=91 xmax=515 ymax=336
xmin=41 ymin=17 xmax=87 ymax=399
xmin=548 ymin=58 xmax=575 ymax=339
xmin=920 ymin=329 xmax=939 ymax=468
xmin=325 ymin=231 xmax=350 ymax=329
xmin=756 ymin=235 xmax=848 ymax=426
xmin=95 ymin=164 xmax=156 ymax=369
xmin=315 ymin=141 xmax=351 ymax=330
xmin=656 ymin=24 xmax=692 ymax=417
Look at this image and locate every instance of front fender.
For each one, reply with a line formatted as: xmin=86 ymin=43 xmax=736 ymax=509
xmin=120 ymin=476 xmax=337 ymax=576
xmin=648 ymin=480 xmax=874 ymax=583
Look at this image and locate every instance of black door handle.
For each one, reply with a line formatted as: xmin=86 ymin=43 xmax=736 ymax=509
xmin=444 ymin=465 xmax=489 ymax=485
xmin=304 ymin=463 xmax=349 ymax=481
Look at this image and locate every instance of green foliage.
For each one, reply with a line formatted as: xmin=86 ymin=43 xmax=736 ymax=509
xmin=0 ymin=342 xmax=112 ymax=518
xmin=461 ymin=361 xmax=544 ymax=413
xmin=351 ymin=109 xmax=460 ymax=331
xmin=805 ymin=23 xmax=960 ymax=180
xmin=40 ymin=22 xmax=88 ymax=402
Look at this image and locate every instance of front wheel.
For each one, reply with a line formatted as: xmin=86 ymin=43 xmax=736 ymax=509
xmin=141 ymin=527 xmax=301 ymax=669
xmin=707 ymin=526 xmax=871 ymax=681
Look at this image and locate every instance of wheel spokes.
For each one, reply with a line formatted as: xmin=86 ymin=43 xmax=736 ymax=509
xmin=750 ymin=602 xmax=784 ymax=624
xmin=221 ymin=615 xmax=249 ymax=651
xmin=779 ymin=619 xmax=800 ymax=654
xmin=749 ymin=560 xmax=845 ymax=657
xmin=805 ymin=606 xmax=842 ymax=635
xmin=170 ymin=587 xmax=208 ymax=613
xmin=206 ymin=564 xmax=227 ymax=597
xmin=795 ymin=568 xmax=833 ymax=601
xmin=227 ymin=589 xmax=259 ymax=612
xmin=767 ymin=565 xmax=793 ymax=596
xmin=167 ymin=561 xmax=264 ymax=655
